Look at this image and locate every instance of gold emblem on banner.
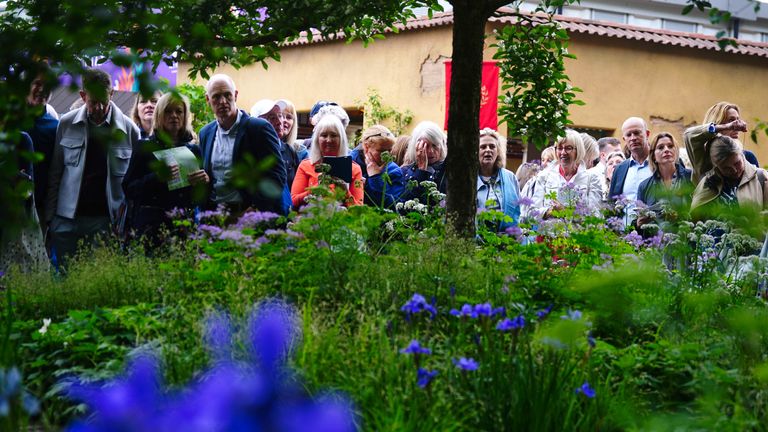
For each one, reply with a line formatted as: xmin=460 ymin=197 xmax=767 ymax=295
xmin=480 ymin=85 xmax=489 ymax=107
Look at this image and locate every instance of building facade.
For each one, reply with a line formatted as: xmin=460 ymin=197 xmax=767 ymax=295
xmin=179 ymin=1 xmax=768 ymax=169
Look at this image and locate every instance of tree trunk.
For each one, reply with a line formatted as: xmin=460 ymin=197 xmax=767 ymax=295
xmin=445 ymin=1 xmax=488 ymax=238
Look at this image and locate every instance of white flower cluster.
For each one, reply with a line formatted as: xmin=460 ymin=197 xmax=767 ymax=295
xmin=395 ymin=199 xmax=429 ymax=215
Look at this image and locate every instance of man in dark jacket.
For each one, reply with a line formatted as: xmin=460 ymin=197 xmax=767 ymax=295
xmin=198 ymin=74 xmax=288 ymax=215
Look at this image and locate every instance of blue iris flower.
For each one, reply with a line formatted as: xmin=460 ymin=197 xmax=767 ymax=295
xmin=399 ymin=340 xmax=432 ymax=355
xmin=496 ymin=314 xmax=525 ymax=331
xmin=452 ymin=357 xmax=479 ymax=371
xmin=416 ymin=368 xmax=438 ymax=389
xmin=575 ymin=381 xmax=596 ymax=398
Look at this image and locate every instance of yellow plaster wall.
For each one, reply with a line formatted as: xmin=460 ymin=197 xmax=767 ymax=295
xmin=179 ymin=23 xmax=768 ymax=164
xmin=178 ymin=26 xmax=455 ymax=133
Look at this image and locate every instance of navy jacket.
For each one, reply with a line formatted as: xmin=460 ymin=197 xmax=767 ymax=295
xmin=350 ymin=146 xmax=405 ymax=208
xmin=199 ymin=110 xmax=288 ymax=214
xmin=24 ymin=111 xmax=59 ymax=217
xmin=123 ymin=135 xmax=204 ymax=237
xmin=636 ymin=162 xmax=692 ymax=208
xmin=608 ymin=158 xmax=632 ymax=200
xmin=399 ymin=161 xmax=447 ymax=205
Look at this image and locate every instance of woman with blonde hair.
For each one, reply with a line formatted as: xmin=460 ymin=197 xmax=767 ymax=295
xmin=123 ymin=92 xmax=209 ymax=243
xmin=525 ymin=129 xmax=603 ymax=219
xmin=291 ymin=115 xmax=363 ymax=209
xmin=392 ymin=135 xmax=410 ymax=166
xmin=399 ymin=121 xmax=447 ymax=204
xmin=684 ymin=101 xmax=756 ymax=185
xmin=477 ymin=128 xmax=520 ymax=230
xmin=349 ymin=125 xmax=405 ymax=208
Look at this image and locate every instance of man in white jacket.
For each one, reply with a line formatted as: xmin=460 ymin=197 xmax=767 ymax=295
xmin=46 ymin=68 xmax=140 ymax=265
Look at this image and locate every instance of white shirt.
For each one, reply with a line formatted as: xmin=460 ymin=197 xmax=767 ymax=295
xmin=211 ymin=111 xmax=243 ymax=204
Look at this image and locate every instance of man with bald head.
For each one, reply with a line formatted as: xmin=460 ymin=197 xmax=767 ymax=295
xmin=608 ymin=117 xmax=652 ymax=200
xmin=198 ymin=74 xmax=288 ymax=215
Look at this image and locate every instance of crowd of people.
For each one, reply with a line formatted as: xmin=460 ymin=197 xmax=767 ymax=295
xmin=3 ymin=67 xmax=767 ymax=272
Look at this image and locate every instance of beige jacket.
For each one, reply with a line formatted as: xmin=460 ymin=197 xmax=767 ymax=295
xmin=683 ymin=124 xmax=715 ymax=186
xmin=690 ymin=161 xmax=768 ymax=213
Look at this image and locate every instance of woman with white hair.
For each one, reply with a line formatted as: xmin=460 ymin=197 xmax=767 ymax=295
xmin=526 ymin=129 xmax=603 ymax=219
xmin=399 ymin=121 xmax=447 ymax=204
xmin=477 ymin=128 xmax=520 ymax=230
xmin=290 ymin=114 xmax=363 ymax=209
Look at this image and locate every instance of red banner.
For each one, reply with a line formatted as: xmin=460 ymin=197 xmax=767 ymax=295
xmin=444 ymin=61 xmax=499 ymax=130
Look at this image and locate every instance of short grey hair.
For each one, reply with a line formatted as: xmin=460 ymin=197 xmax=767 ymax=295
xmin=709 ymin=135 xmax=743 ymax=167
xmin=309 ymin=114 xmax=349 ymax=163
xmin=205 ymin=74 xmax=237 ymax=94
xmin=403 ymin=121 xmax=447 ymax=166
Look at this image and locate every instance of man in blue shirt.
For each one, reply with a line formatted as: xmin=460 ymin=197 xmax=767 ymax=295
xmin=608 ymin=117 xmax=652 ymax=222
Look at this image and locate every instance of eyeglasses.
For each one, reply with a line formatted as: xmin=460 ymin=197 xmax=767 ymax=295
xmin=365 ymin=132 xmax=393 ymax=140
xmin=556 ymin=146 xmax=575 ymax=152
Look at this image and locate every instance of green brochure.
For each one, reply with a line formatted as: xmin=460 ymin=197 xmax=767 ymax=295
xmin=152 ymin=146 xmax=200 ymax=191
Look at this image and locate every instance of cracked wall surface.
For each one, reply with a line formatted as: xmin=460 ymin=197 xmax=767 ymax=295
xmin=419 ymin=54 xmax=450 ymax=96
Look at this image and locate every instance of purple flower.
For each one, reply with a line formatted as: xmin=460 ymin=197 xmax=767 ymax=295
xmin=605 ymin=216 xmax=624 ymax=232
xmin=197 ymin=224 xmax=223 ymax=238
xmin=235 ymin=211 xmax=280 ymax=229
xmin=491 ymin=307 xmax=506 ymax=317
xmin=165 ymin=207 xmax=188 ymax=219
xmin=66 ymin=355 xmax=165 ymax=430
xmin=496 ymin=314 xmax=525 ymax=331
xmin=416 ymin=368 xmax=438 ymax=389
xmin=453 ymin=357 xmax=479 ymax=371
xmin=256 ymin=6 xmax=269 ymax=22
xmin=516 ymin=196 xmax=534 ymax=207
xmin=474 ymin=303 xmax=492 ymax=317
xmin=449 ymin=303 xmax=475 ymax=318
xmin=399 ymin=340 xmax=432 ymax=355
xmin=575 ymin=381 xmax=596 ymax=398
xmin=401 ymin=294 xmax=437 ymax=319
xmin=536 ymin=305 xmax=553 ymax=320
xmin=587 ymin=331 xmax=596 ymax=348
xmin=316 ymin=240 xmax=330 ymax=249
xmin=623 ymin=231 xmax=645 ymax=248
xmin=449 ymin=285 xmax=456 ymax=299
xmin=247 ymin=299 xmax=301 ymax=371
xmin=203 ymin=309 xmax=233 ymax=361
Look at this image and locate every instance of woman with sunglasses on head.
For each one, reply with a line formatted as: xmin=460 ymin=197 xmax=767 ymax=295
xmin=634 ymin=133 xmax=692 ymax=231
xmin=525 ymin=129 xmax=603 ymax=219
xmin=131 ymin=91 xmax=162 ymax=139
xmin=123 ymin=93 xmax=209 ymax=247
xmin=350 ymin=125 xmax=405 ymax=208
xmin=684 ymin=101 xmax=754 ymax=185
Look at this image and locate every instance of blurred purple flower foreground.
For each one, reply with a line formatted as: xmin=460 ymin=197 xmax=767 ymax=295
xmin=65 ymin=299 xmax=357 ymax=432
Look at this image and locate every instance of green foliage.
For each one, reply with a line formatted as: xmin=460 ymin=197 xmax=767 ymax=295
xmin=175 ymin=83 xmax=215 ymax=133
xmin=493 ymin=6 xmax=583 ymax=149
xmin=356 ymin=87 xmax=414 ymax=135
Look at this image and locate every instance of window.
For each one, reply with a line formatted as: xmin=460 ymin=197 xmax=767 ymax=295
xmin=662 ymin=19 xmax=697 ymax=33
xmin=591 ymin=9 xmax=626 ymax=24
xmin=762 ymin=33 xmax=768 ymax=43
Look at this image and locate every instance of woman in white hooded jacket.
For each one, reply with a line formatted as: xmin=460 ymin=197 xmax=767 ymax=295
xmin=524 ymin=129 xmax=603 ymax=219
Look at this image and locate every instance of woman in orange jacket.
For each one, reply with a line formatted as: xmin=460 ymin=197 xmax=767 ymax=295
xmin=290 ymin=114 xmax=363 ymax=209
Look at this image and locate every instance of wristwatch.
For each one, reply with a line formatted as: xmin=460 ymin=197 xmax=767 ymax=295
xmin=708 ymin=122 xmax=717 ymax=134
